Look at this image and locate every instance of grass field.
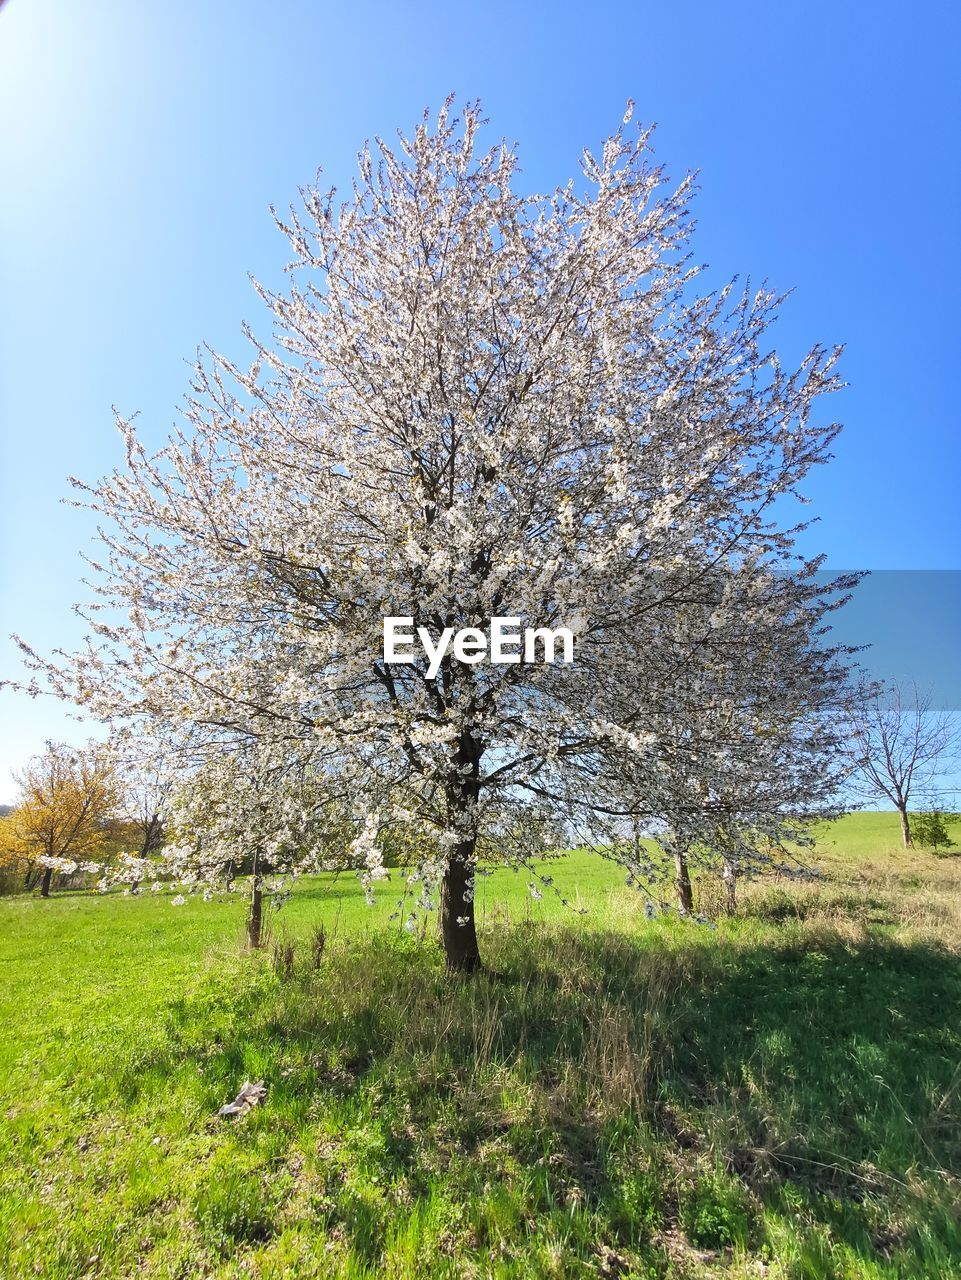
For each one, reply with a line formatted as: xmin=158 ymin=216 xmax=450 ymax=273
xmin=1 ymin=813 xmax=960 ymax=1278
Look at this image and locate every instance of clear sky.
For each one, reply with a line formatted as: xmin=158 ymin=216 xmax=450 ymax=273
xmin=1 ymin=0 xmax=959 ymax=803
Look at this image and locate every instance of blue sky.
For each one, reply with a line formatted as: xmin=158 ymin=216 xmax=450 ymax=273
xmin=1 ymin=0 xmax=959 ymax=802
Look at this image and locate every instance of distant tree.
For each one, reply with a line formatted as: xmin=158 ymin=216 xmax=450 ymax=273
xmin=109 ymin=734 xmax=178 ymax=849
xmin=95 ymin=742 xmax=178 ymax=890
xmin=6 ymin=741 xmax=120 ymax=896
xmin=0 ymin=813 xmax=32 ymax=892
xmin=849 ymin=682 xmax=959 ymax=847
xmin=120 ymin=763 xmax=170 ymax=858
xmin=910 ymin=810 xmax=957 ymax=854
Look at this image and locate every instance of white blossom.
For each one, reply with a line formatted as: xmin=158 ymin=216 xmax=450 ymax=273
xmin=13 ymin=100 xmax=857 ymax=967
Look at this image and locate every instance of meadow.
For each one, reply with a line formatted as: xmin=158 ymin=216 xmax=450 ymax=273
xmin=1 ymin=813 xmax=960 ymax=1279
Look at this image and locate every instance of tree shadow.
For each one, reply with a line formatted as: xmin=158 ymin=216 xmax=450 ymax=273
xmin=103 ymin=919 xmax=961 ymax=1269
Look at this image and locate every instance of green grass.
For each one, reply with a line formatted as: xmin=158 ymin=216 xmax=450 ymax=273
xmin=1 ymin=818 xmax=960 ymax=1278
xmin=806 ymin=810 xmax=961 ymax=861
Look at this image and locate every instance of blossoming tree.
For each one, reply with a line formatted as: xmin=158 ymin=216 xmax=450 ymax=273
xmin=17 ymin=100 xmax=855 ymax=969
xmin=577 ymin=567 xmax=854 ymax=915
xmin=163 ymin=741 xmax=358 ymax=948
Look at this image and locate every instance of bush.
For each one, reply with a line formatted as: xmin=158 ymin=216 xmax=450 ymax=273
xmin=910 ymin=811 xmax=958 ymax=854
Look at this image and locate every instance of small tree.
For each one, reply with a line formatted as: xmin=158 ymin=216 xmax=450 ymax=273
xmin=165 ymin=745 xmax=353 ymax=948
xmin=7 ymin=741 xmax=120 ymax=896
xmin=849 ymin=682 xmax=959 ymax=847
xmin=910 ymin=810 xmax=957 ymax=854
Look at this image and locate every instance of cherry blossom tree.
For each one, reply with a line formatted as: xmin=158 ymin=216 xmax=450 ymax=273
xmin=163 ymin=743 xmax=355 ymax=948
xmin=16 ymin=99 xmax=855 ymax=969
xmin=550 ymin=564 xmax=855 ymax=916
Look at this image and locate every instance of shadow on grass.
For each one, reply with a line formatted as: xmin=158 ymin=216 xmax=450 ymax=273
xmin=105 ymin=920 xmax=961 ymax=1272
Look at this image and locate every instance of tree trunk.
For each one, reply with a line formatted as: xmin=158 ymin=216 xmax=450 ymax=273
xmin=439 ymin=731 xmax=482 ymax=973
xmin=142 ymin=812 xmax=164 ymax=856
xmin=247 ymin=849 xmax=263 ymax=949
xmin=898 ymin=805 xmax=913 ymax=848
xmin=40 ymin=865 xmax=53 ymax=899
xmin=440 ymin=847 xmax=481 ymax=973
xmin=675 ymin=848 xmax=693 ymax=915
xmin=722 ymin=858 xmax=738 ymax=915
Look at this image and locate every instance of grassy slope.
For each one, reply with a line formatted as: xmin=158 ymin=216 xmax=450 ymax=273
xmin=0 ymin=817 xmax=960 ymax=1278
xmin=808 ymin=810 xmax=961 ymax=860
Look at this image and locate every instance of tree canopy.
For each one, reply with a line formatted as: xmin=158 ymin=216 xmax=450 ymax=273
xmin=16 ymin=101 xmax=856 ymax=967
